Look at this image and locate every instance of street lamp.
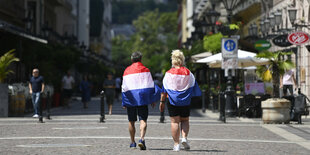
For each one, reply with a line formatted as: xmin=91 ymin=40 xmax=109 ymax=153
xmin=222 ymin=0 xmax=238 ymax=22
xmin=264 ymin=18 xmax=270 ymax=35
xmin=221 ymin=0 xmax=239 ymax=118
xmin=274 ymin=11 xmax=282 ymax=32
xmin=288 ymin=8 xmax=297 ymax=25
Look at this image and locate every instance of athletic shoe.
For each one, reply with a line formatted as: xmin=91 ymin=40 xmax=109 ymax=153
xmin=32 ymin=114 xmax=39 ymax=118
xmin=130 ymin=142 xmax=136 ymax=149
xmin=181 ymin=138 xmax=190 ymax=150
xmin=138 ymin=139 xmax=146 ymax=150
xmin=173 ymin=144 xmax=180 ymax=151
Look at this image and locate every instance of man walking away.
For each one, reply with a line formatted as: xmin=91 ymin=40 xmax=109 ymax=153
xmin=122 ymin=51 xmax=160 ymax=150
xmin=29 ymin=68 xmax=45 ymax=118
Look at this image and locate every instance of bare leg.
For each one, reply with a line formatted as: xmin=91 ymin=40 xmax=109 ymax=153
xmin=109 ymin=104 xmax=112 ymax=115
xmin=129 ymin=121 xmax=135 ymax=143
xmin=170 ymin=116 xmax=181 ymax=145
xmin=140 ymin=120 xmax=147 ymax=140
xmin=180 ymin=117 xmax=189 ymax=139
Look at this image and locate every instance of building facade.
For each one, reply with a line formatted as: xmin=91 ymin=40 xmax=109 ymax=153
xmin=179 ymin=0 xmax=310 ymax=99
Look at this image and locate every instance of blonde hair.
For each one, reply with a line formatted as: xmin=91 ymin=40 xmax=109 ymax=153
xmin=171 ymin=49 xmax=185 ymax=67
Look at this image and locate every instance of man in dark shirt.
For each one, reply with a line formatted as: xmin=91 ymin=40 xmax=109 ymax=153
xmin=103 ymin=73 xmax=115 ymax=115
xmin=29 ymin=68 xmax=45 ymax=118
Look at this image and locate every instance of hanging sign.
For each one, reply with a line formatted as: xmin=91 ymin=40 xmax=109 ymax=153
xmin=287 ymin=31 xmax=310 ymax=45
xmin=222 ymin=58 xmax=238 ymax=69
xmin=254 ymin=40 xmax=271 ymax=51
xmin=272 ymin=34 xmax=292 ymax=47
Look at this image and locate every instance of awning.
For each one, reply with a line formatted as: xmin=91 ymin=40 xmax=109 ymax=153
xmin=191 ymin=52 xmax=212 ymax=63
xmin=196 ymin=49 xmax=269 ymax=68
xmin=0 ymin=20 xmax=47 ymax=44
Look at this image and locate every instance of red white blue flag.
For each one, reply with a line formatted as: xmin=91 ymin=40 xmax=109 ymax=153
xmin=162 ymin=67 xmax=201 ymax=106
xmin=122 ymin=62 xmax=161 ymax=107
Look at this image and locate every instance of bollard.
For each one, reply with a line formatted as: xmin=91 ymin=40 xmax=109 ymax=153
xmin=100 ymin=90 xmax=105 ymax=123
xmin=38 ymin=92 xmax=44 ymax=123
xmin=219 ymin=91 xmax=226 ymax=123
xmin=46 ymin=92 xmax=51 ymax=119
xmin=202 ymin=89 xmax=206 ymax=113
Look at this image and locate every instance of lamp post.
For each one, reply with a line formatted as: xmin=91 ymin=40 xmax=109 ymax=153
xmin=288 ymin=8 xmax=300 ymax=89
xmin=221 ymin=0 xmax=238 ymax=117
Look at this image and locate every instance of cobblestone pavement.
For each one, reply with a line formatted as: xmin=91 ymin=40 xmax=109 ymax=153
xmin=0 ymin=97 xmax=310 ymax=155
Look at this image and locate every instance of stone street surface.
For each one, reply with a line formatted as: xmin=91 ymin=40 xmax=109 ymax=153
xmin=0 ymin=97 xmax=310 ymax=155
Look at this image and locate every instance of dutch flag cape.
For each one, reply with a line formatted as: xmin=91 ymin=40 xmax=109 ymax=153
xmin=122 ymin=62 xmax=161 ymax=107
xmin=162 ymin=67 xmax=201 ymax=106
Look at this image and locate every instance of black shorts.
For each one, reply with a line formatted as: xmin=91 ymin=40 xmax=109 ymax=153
xmin=167 ymin=102 xmax=190 ymax=118
xmin=127 ymin=105 xmax=148 ymax=121
xmin=106 ymin=96 xmax=114 ymax=105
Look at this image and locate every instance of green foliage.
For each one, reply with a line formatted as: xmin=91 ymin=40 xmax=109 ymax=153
xmin=112 ymin=10 xmax=178 ymax=74
xmin=0 ymin=49 xmax=20 ymax=83
xmin=255 ymin=51 xmax=295 ymax=97
xmin=183 ymin=40 xmax=205 ymax=71
xmin=112 ymin=0 xmax=177 ymax=24
xmin=203 ymin=33 xmax=224 ymax=54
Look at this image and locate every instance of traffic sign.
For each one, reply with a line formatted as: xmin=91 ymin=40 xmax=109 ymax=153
xmin=222 ymin=38 xmax=238 ymax=58
xmin=272 ymin=34 xmax=292 ymax=47
xmin=254 ymin=40 xmax=271 ymax=51
xmin=287 ymin=31 xmax=310 ymax=45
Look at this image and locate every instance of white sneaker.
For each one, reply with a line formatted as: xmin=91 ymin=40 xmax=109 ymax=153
xmin=181 ymin=138 xmax=190 ymax=150
xmin=32 ymin=114 xmax=39 ymax=118
xmin=173 ymin=144 xmax=180 ymax=151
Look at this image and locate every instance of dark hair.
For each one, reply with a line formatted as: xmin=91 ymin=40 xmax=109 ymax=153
xmin=131 ymin=51 xmax=142 ymax=62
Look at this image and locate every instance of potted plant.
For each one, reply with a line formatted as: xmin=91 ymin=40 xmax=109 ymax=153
xmin=216 ymin=21 xmax=242 ymax=36
xmin=0 ymin=49 xmax=19 ymax=117
xmin=256 ymin=51 xmax=295 ymax=123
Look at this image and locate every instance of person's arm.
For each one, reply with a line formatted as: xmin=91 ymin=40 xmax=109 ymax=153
xmin=41 ymin=77 xmax=45 ymax=93
xmin=41 ymin=83 xmax=45 ymax=93
xmin=29 ymin=82 xmax=33 ymax=94
xmin=159 ymin=93 xmax=167 ymax=112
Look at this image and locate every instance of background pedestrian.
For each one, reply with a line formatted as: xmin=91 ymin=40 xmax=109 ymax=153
xmin=80 ymin=75 xmax=92 ymax=108
xmin=28 ymin=68 xmax=45 ymax=118
xmin=104 ymin=73 xmax=116 ymax=115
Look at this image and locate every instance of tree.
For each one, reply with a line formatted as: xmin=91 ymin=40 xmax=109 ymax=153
xmin=112 ymin=10 xmax=178 ymax=74
xmin=256 ymin=51 xmax=295 ymax=98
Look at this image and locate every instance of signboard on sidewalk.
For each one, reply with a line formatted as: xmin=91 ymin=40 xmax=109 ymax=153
xmin=222 ymin=38 xmax=238 ymax=58
xmin=287 ymin=31 xmax=310 ymax=45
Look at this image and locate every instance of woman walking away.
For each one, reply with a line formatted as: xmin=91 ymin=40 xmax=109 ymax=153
xmin=160 ymin=49 xmax=201 ymax=151
xmin=80 ymin=75 xmax=91 ymax=108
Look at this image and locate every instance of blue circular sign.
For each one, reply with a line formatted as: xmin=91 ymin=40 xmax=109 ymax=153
xmin=224 ymin=40 xmax=236 ymax=52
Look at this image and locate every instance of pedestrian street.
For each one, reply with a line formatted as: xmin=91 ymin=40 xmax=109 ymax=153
xmin=0 ymin=97 xmax=309 ymax=155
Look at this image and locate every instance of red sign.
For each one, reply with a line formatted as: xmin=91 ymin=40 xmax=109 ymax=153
xmin=287 ymin=31 xmax=310 ymax=45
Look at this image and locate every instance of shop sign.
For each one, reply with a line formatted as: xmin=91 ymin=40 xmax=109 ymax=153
xmin=254 ymin=40 xmax=271 ymax=51
xmin=272 ymin=34 xmax=292 ymax=47
xmin=287 ymin=31 xmax=309 ymax=45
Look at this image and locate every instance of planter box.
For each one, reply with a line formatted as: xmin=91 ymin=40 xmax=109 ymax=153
xmin=0 ymin=84 xmax=8 ymax=117
xmin=261 ymin=98 xmax=291 ymax=124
